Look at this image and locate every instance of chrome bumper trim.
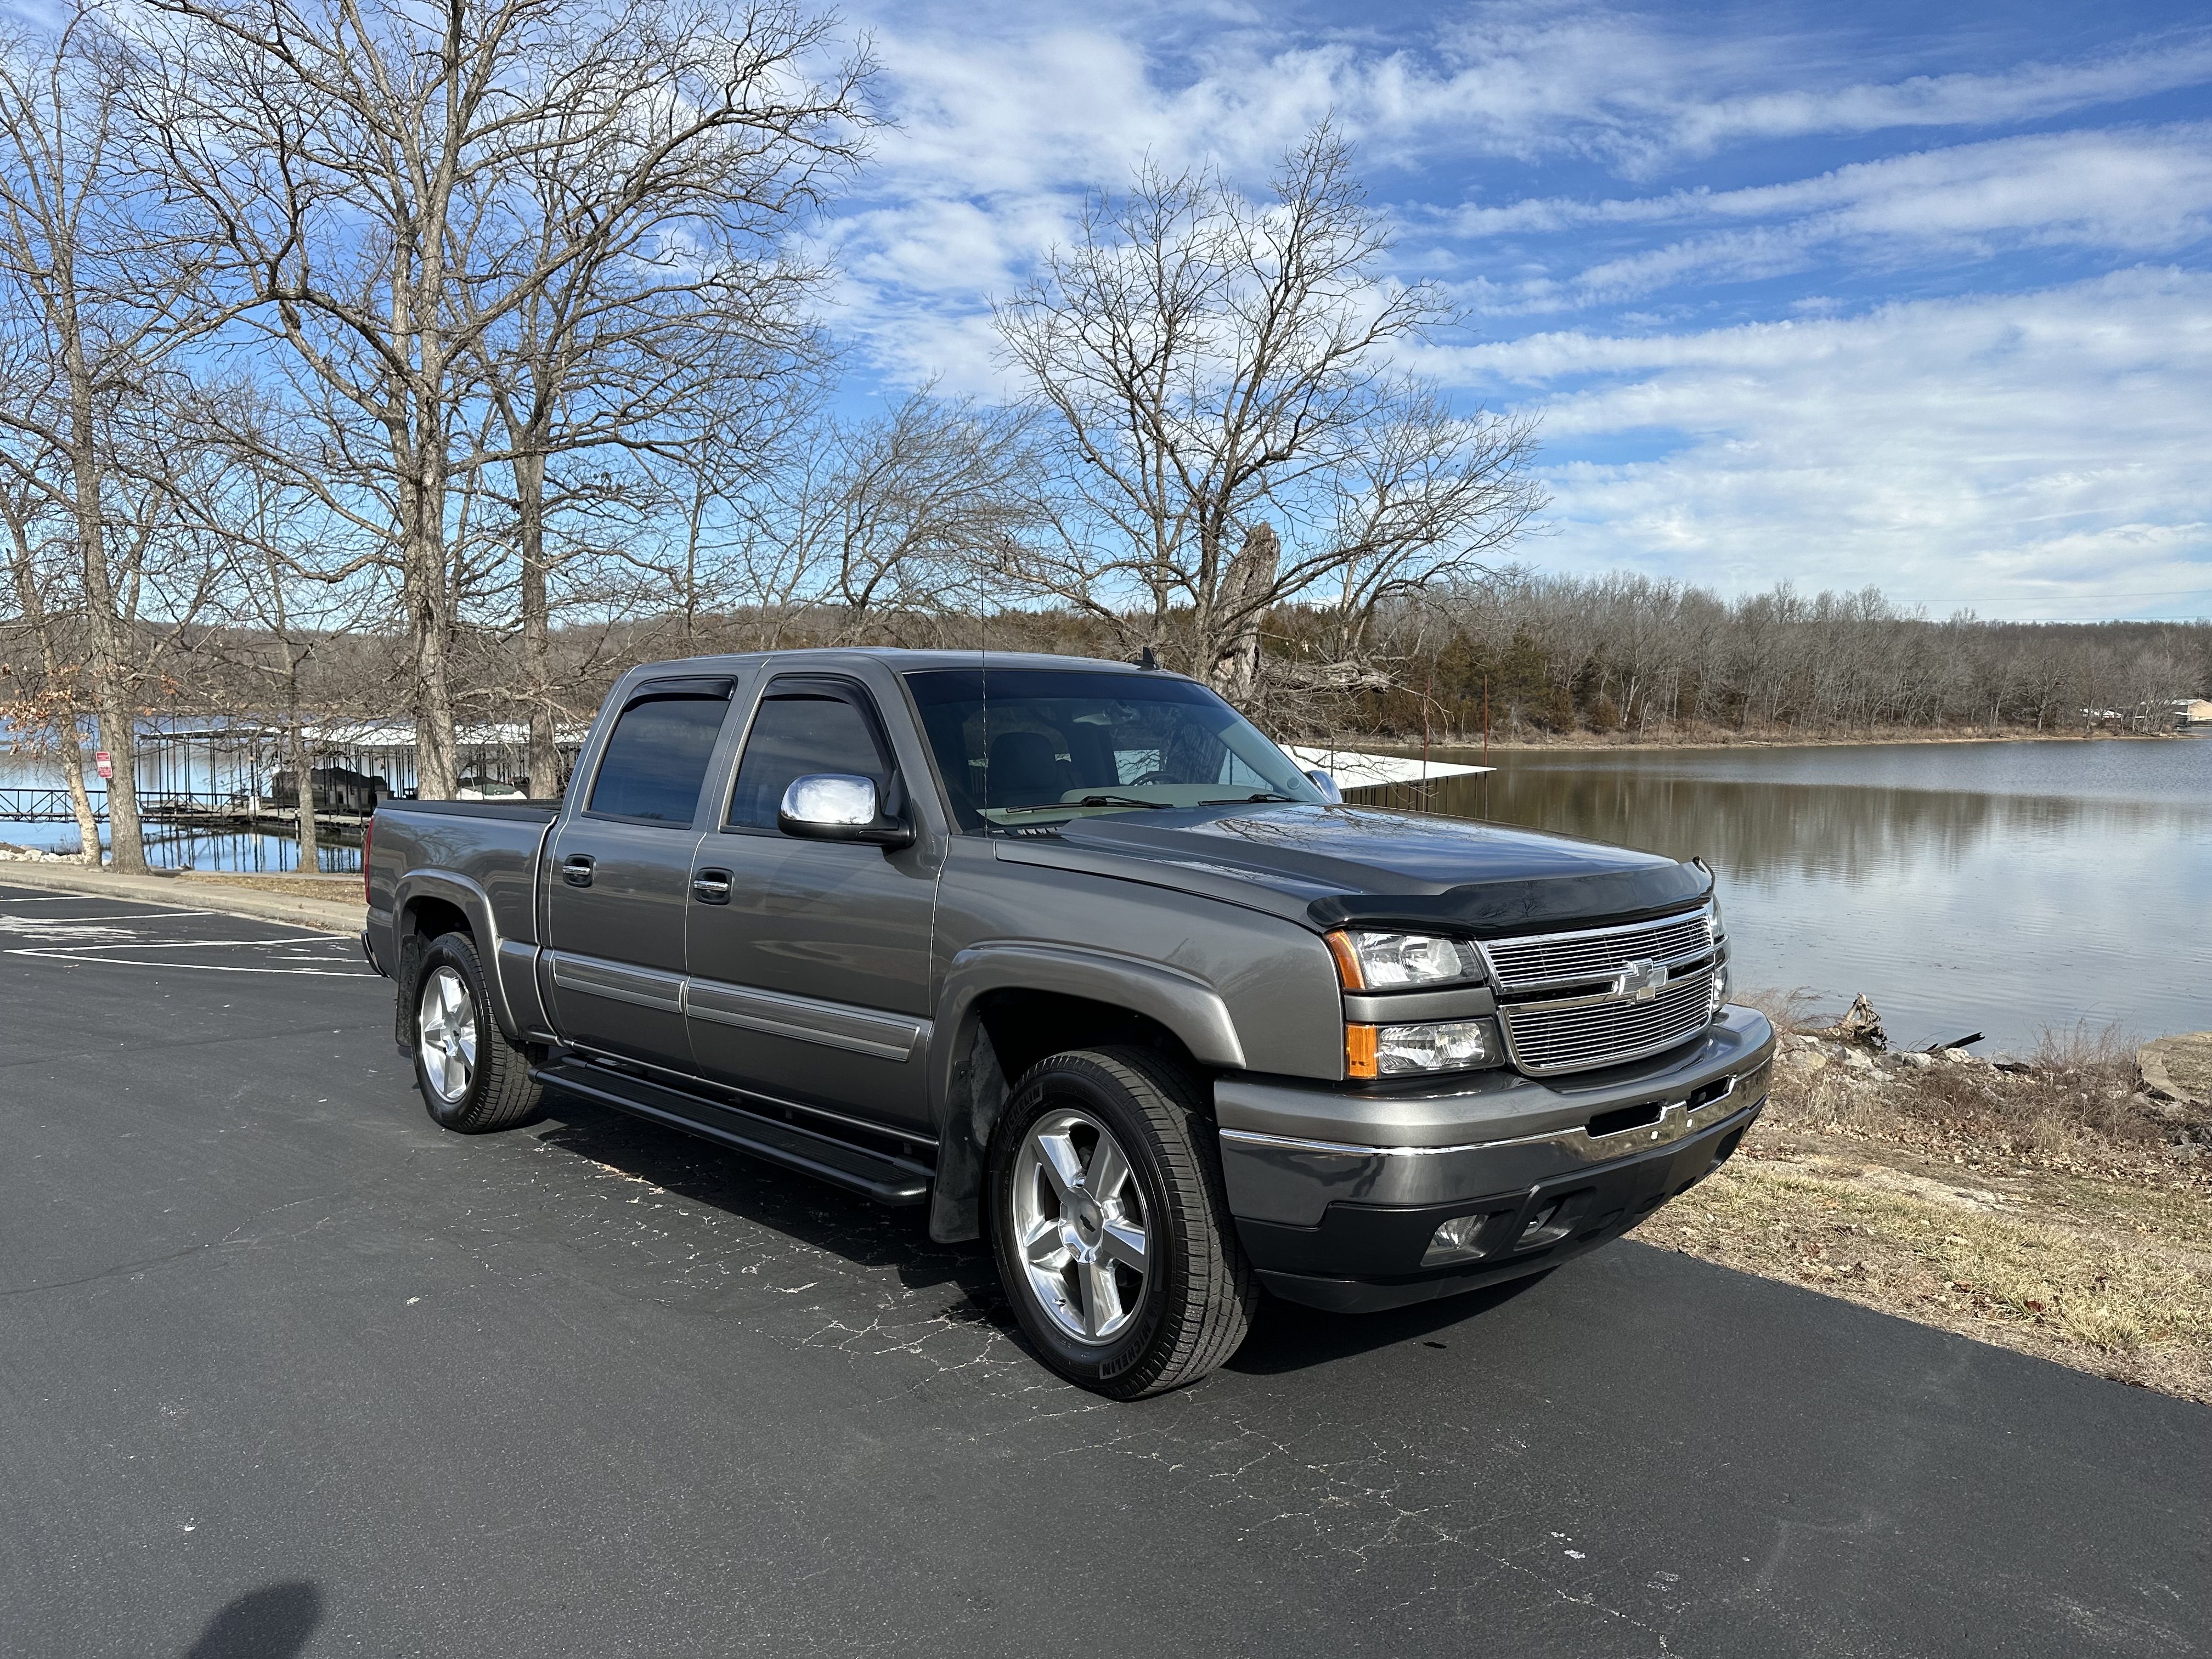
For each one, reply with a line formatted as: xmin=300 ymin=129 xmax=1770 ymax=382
xmin=1219 ymin=1062 xmax=1767 ymax=1169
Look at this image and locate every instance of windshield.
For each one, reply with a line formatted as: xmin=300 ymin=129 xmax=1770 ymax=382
xmin=904 ymin=668 xmax=1326 ymax=830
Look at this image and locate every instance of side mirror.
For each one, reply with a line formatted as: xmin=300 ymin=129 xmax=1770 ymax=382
xmin=777 ymin=773 xmax=916 ymax=848
xmin=1304 ymin=769 xmax=1343 ymax=804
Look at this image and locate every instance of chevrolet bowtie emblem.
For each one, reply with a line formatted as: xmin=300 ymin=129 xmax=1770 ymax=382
xmin=1613 ymin=959 xmax=1667 ymax=1002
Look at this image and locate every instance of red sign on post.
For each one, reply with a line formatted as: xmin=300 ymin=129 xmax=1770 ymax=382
xmin=94 ymin=751 xmax=112 ymax=780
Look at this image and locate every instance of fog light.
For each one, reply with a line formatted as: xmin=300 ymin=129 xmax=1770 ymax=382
xmin=1423 ymin=1212 xmax=1491 ymax=1267
xmin=1376 ymin=1016 xmax=1502 ymax=1075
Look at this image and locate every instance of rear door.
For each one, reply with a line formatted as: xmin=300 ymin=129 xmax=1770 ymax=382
xmin=683 ymin=672 xmax=941 ymax=1131
xmin=543 ymin=675 xmax=739 ymax=1069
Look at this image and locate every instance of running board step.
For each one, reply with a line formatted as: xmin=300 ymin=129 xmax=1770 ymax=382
xmin=532 ymin=1056 xmax=932 ymax=1206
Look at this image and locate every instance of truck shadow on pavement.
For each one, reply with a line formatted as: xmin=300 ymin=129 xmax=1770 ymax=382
xmin=525 ymin=1097 xmax=1015 ymax=1312
xmin=522 ymin=1094 xmax=1556 ymax=1379
xmin=1227 ymin=1271 xmax=1557 ymax=1375
xmin=180 ymin=1581 xmax=321 ymax=1659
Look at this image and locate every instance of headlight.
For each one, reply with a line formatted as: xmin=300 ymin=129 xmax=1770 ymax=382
xmin=1346 ymin=1016 xmax=1503 ymax=1079
xmin=1325 ymin=929 xmax=1485 ymax=990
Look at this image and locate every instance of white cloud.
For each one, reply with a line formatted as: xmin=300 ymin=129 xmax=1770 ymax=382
xmin=810 ymin=5 xmax=2212 ymax=618
xmin=1584 ymin=129 xmax=2212 ymax=300
xmin=1660 ymin=37 xmax=2212 ymax=157
xmin=1425 ymin=270 xmax=2212 ymax=618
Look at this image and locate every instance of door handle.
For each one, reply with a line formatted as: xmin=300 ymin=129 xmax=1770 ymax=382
xmin=561 ymin=854 xmax=596 ymax=888
xmin=692 ymin=868 xmax=733 ymax=905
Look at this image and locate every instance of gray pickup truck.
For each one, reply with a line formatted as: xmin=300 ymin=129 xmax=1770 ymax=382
xmin=365 ymin=649 xmax=1773 ymax=1396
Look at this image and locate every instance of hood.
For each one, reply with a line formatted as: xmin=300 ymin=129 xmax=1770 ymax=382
xmin=998 ymin=803 xmax=1710 ymax=935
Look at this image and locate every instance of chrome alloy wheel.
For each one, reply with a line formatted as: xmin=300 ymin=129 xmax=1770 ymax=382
xmin=1011 ymin=1108 xmax=1150 ymax=1345
xmin=417 ymin=964 xmax=478 ymax=1104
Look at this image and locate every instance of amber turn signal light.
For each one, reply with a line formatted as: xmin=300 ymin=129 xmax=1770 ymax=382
xmin=1345 ymin=1023 xmax=1378 ymax=1080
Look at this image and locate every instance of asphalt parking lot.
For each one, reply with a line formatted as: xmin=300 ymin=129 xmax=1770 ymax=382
xmin=2 ymin=878 xmax=2206 ymax=1658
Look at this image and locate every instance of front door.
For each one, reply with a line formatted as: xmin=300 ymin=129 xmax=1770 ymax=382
xmin=544 ymin=677 xmax=737 ymax=1070
xmin=684 ymin=673 xmax=939 ymax=1131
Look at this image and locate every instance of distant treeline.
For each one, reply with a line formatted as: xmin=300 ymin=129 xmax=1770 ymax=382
xmin=1342 ymin=573 xmax=2210 ymax=743
xmin=10 ymin=572 xmax=2203 ymax=758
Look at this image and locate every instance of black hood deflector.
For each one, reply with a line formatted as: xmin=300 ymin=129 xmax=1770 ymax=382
xmin=1305 ymin=860 xmax=1712 ymax=937
xmin=1028 ymin=804 xmax=1713 ymax=937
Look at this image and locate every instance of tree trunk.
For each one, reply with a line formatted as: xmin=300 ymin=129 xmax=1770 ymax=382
xmin=4 ymin=528 xmax=102 ymax=864
xmin=402 ymin=442 xmax=459 ymax=800
xmin=514 ymin=448 xmax=559 ymax=797
xmin=1209 ymin=523 xmax=1278 ymax=704
xmin=288 ymin=670 xmax=319 ymax=874
xmin=61 ymin=312 xmax=146 ymax=871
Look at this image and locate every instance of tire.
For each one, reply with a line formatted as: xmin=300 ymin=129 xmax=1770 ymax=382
xmin=409 ymin=931 xmax=544 ymax=1133
xmin=988 ymin=1046 xmax=1258 ymax=1399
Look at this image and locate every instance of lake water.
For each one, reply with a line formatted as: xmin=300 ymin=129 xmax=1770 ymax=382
xmin=1388 ymin=736 xmax=2211 ymax=1055
xmin=0 ymin=755 xmax=363 ymax=872
xmin=7 ymin=738 xmax=2207 ymax=1051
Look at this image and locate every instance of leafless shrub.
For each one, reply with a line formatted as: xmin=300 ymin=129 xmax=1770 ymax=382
xmin=1737 ymin=985 xmax=1833 ymax=1036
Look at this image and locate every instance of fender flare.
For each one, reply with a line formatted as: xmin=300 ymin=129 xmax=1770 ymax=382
xmin=391 ymin=869 xmax=531 ymax=1045
xmin=923 ymin=942 xmax=1245 ymax=1242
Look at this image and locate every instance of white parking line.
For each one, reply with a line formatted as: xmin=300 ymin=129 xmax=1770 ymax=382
xmin=0 ymin=893 xmax=144 ymax=902
xmin=16 ymin=935 xmax=348 ymax=951
xmin=0 ymin=905 xmax=217 ymax=921
xmin=7 ymin=939 xmax=377 ymax=976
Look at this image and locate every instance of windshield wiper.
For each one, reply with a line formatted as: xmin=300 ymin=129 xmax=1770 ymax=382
xmin=994 ymin=794 xmax=1167 ymax=815
xmin=1198 ymin=792 xmax=1300 ymax=805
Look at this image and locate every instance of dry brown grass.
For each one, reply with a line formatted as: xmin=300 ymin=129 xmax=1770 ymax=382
xmin=156 ymin=871 xmax=362 ymax=900
xmin=1637 ymin=998 xmax=2212 ymax=1403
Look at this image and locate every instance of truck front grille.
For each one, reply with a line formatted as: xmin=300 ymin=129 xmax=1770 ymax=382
xmin=1483 ymin=907 xmax=1714 ymax=994
xmin=1496 ymin=966 xmax=1719 ymax=1076
xmin=1482 ymin=905 xmax=1722 ymax=1075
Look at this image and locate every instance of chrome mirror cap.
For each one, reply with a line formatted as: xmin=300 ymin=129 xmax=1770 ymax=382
xmin=1304 ymin=769 xmax=1343 ymax=804
xmin=780 ymin=773 xmax=878 ymax=826
xmin=776 ymin=773 xmax=915 ymax=848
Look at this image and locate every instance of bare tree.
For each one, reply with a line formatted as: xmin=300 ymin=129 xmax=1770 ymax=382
xmin=0 ymin=465 xmax=101 ymax=860
xmin=781 ymin=392 xmax=1042 ymax=644
xmin=143 ymin=0 xmax=870 ymax=797
xmin=461 ymin=19 xmax=861 ymax=795
xmin=993 ymin=124 xmax=1543 ymax=695
xmin=0 ymin=9 xmax=217 ymax=870
xmin=189 ymin=411 xmax=393 ymax=870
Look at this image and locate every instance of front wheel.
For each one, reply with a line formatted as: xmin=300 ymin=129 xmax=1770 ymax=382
xmin=410 ymin=931 xmax=543 ymax=1133
xmin=989 ymin=1047 xmax=1257 ymax=1398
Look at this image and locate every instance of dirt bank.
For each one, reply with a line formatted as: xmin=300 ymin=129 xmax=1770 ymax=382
xmin=1635 ymin=1008 xmax=2212 ymax=1403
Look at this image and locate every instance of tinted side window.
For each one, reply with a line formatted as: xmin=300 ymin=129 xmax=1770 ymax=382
xmin=586 ymin=695 xmax=728 ymax=823
xmin=727 ymin=689 xmax=889 ymax=830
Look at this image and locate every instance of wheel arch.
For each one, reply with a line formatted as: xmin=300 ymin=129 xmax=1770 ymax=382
xmin=391 ymin=871 xmax=535 ymax=1046
xmin=924 ymin=944 xmax=1242 ymax=1243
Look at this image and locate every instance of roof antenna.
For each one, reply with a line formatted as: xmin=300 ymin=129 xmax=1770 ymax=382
xmin=1138 ymin=645 xmax=1159 ymax=671
xmin=980 ymin=540 xmax=995 ymax=821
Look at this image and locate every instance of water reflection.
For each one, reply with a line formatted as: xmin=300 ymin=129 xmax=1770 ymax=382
xmin=1 ymin=822 xmax=362 ymax=873
xmin=1406 ymin=768 xmax=2197 ymax=884
xmin=1355 ymin=737 xmax=2211 ymax=1054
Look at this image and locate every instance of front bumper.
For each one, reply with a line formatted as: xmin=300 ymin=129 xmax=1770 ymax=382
xmin=1217 ymin=1006 xmax=1772 ymax=1313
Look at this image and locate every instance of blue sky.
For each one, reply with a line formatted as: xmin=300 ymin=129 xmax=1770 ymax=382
xmin=813 ymin=0 xmax=2212 ymax=621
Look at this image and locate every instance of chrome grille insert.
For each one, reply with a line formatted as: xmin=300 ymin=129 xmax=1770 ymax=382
xmin=1481 ymin=905 xmax=1714 ymax=994
xmin=1481 ymin=905 xmax=1722 ymax=1075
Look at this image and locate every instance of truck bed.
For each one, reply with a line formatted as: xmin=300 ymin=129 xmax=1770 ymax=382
xmin=370 ymin=799 xmax=558 ymax=949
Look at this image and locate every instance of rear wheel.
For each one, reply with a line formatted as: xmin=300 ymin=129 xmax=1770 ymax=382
xmin=410 ymin=932 xmax=543 ymax=1133
xmin=989 ymin=1047 xmax=1256 ymax=1398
